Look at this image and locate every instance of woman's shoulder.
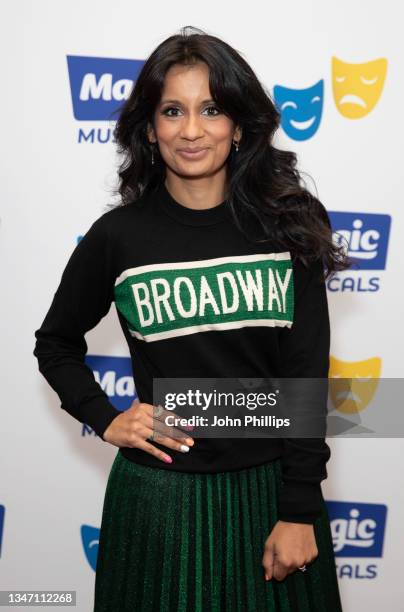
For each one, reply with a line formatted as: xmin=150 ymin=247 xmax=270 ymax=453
xmin=93 ymin=191 xmax=155 ymax=237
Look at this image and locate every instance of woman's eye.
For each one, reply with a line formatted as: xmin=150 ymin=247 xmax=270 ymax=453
xmin=203 ymin=105 xmax=221 ymax=116
xmin=162 ymin=107 xmax=181 ymax=117
xmin=161 ymin=105 xmax=221 ymax=117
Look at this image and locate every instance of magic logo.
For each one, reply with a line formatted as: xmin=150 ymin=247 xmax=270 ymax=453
xmin=83 ymin=355 xmax=137 ymax=436
xmin=66 ymin=55 xmax=145 ymax=144
xmin=326 ymin=212 xmax=391 ymax=292
xmin=326 ymin=501 xmax=387 ymax=580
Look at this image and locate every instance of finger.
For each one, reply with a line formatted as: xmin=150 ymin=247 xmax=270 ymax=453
xmin=151 ymin=405 xmax=195 ymax=443
xmin=154 ymin=404 xmax=195 ymax=435
xmin=134 ymin=408 xmax=194 ymax=447
xmin=262 ymin=546 xmax=275 ymax=580
xmin=134 ymin=422 xmax=192 ymax=454
xmin=134 ymin=437 xmax=173 ymax=464
xmin=155 ymin=419 xmax=194 ymax=443
xmin=147 ymin=430 xmax=194 ymax=454
xmin=273 ymin=557 xmax=290 ymax=582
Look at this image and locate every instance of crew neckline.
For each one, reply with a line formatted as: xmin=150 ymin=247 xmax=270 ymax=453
xmin=157 ymin=181 xmax=231 ymax=227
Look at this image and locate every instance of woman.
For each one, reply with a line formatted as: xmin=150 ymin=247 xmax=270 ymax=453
xmin=33 ymin=26 xmax=350 ymax=611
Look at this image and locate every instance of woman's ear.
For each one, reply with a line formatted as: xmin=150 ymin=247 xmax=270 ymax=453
xmin=146 ymin=123 xmax=156 ymax=144
xmin=234 ymin=125 xmax=242 ymax=143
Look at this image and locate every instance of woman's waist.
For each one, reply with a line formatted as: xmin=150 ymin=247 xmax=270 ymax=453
xmin=118 ymin=436 xmax=283 ymax=474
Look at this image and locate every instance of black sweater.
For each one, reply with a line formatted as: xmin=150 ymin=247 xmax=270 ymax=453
xmin=33 ymin=181 xmax=331 ymax=524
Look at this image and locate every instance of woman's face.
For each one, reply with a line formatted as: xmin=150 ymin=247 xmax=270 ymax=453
xmin=147 ymin=62 xmax=241 ymax=179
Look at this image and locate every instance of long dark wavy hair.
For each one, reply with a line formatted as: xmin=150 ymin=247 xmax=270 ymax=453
xmin=108 ymin=26 xmax=351 ymax=279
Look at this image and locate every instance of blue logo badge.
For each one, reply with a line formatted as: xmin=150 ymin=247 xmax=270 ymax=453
xmin=326 ymin=501 xmax=387 ymax=557
xmin=66 ymin=55 xmax=144 ymax=121
xmin=328 ymin=211 xmax=391 ymax=270
xmin=85 ymin=355 xmax=137 ymax=411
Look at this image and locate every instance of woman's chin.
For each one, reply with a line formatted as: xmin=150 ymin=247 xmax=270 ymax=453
xmin=172 ymin=164 xmax=219 ymax=179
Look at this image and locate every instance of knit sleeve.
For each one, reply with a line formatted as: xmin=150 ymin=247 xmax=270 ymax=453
xmin=277 ymin=255 xmax=331 ymax=524
xmin=33 ymin=214 xmax=122 ymax=440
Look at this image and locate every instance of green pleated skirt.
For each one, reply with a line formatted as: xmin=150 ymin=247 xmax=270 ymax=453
xmin=94 ymin=450 xmax=342 ymax=612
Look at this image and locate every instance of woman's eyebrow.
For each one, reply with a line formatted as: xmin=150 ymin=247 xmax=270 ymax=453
xmin=160 ymin=98 xmax=215 ymax=105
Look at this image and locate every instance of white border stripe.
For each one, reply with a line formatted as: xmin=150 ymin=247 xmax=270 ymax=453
xmin=128 ymin=318 xmax=293 ymax=342
xmin=114 ymin=252 xmax=291 ymax=287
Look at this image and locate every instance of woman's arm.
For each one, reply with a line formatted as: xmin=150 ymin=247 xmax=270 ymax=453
xmin=276 ymin=255 xmax=331 ymax=524
xmin=33 ymin=214 xmax=122 ymax=439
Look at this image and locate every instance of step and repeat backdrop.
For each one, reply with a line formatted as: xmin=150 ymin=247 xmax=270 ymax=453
xmin=2 ymin=1 xmax=403 ymax=610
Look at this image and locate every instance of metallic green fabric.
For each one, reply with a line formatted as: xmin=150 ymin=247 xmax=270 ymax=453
xmin=94 ymin=451 xmax=342 ymax=611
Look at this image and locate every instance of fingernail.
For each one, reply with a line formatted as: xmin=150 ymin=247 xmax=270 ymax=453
xmin=180 ymin=445 xmax=190 ymax=453
xmin=185 ymin=438 xmax=194 ymax=445
xmin=164 ymin=456 xmax=172 ymax=463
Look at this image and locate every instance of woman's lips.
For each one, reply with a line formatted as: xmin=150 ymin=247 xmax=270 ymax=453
xmin=177 ymin=148 xmax=209 ymax=160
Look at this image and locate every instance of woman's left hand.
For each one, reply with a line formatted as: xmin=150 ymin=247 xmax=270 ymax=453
xmin=262 ymin=520 xmax=318 ymax=581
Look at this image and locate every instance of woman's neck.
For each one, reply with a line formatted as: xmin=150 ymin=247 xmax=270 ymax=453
xmin=164 ymin=169 xmax=228 ymax=211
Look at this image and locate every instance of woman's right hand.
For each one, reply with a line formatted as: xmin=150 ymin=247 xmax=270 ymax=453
xmin=101 ymin=398 xmax=194 ymax=464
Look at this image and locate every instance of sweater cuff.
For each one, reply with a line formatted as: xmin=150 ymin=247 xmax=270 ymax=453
xmin=277 ymin=481 xmax=324 ymax=524
xmin=63 ymin=395 xmax=122 ymax=440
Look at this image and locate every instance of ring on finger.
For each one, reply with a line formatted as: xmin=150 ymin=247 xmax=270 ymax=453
xmin=154 ymin=404 xmax=164 ymax=418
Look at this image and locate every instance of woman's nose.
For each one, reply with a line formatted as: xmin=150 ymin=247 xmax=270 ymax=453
xmin=180 ymin=113 xmax=205 ymax=139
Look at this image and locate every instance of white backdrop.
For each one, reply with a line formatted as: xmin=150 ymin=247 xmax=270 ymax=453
xmin=1 ymin=1 xmax=403 ymax=610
